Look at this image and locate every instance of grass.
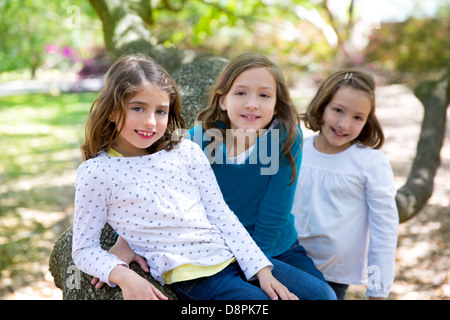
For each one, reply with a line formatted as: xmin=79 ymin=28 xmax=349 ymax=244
xmin=0 ymin=91 xmax=98 ymax=296
xmin=0 ymin=93 xmax=95 ymax=179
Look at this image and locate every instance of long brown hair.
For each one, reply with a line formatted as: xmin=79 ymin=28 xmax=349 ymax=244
xmin=196 ymin=52 xmax=301 ymax=184
xmin=81 ymin=54 xmax=185 ymax=160
xmin=302 ymin=68 xmax=384 ymax=149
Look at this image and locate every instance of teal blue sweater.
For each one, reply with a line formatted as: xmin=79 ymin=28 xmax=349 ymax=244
xmin=187 ymin=123 xmax=302 ymax=257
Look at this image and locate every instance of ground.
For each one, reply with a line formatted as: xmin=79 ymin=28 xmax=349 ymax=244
xmin=1 ymin=82 xmax=449 ymax=300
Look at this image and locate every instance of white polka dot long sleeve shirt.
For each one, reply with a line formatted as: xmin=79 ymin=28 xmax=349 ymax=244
xmin=72 ymin=139 xmax=272 ymax=286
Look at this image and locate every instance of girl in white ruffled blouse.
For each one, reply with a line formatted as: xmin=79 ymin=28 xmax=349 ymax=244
xmin=292 ymin=69 xmax=399 ymax=300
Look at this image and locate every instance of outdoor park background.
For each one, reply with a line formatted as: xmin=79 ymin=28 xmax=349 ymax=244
xmin=0 ymin=0 xmax=449 ymax=299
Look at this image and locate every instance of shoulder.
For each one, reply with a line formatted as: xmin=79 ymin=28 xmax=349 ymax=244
xmin=175 ymin=138 xmax=205 ymax=160
xmin=345 ymin=145 xmax=393 ymax=179
xmin=77 ymin=153 xmax=107 ymax=172
xmin=76 ymin=152 xmax=131 ymax=178
xmin=363 ymin=147 xmax=392 ymax=172
xmin=178 ymin=138 xmax=201 ymax=151
xmin=350 ymin=144 xmax=389 ymax=164
xmin=75 ymin=155 xmax=111 ymax=188
xmin=345 ymin=143 xmax=377 ymax=159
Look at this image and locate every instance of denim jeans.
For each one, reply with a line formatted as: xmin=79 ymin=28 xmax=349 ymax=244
xmin=273 ymin=241 xmax=327 ymax=282
xmin=327 ymin=282 xmax=349 ymax=300
xmin=168 ymin=258 xmax=337 ymax=300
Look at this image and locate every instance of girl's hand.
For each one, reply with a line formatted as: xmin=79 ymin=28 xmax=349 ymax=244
xmin=91 ymin=236 xmax=149 ymax=289
xmin=109 ymin=265 xmax=168 ymax=300
xmin=256 ymin=267 xmax=299 ymax=300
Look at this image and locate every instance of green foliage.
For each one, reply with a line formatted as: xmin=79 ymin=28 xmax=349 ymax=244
xmin=150 ymin=0 xmax=331 ymax=78
xmin=153 ymin=0 xmax=260 ymax=48
xmin=364 ymin=12 xmax=450 ymax=78
xmin=0 ymin=0 xmax=101 ymax=77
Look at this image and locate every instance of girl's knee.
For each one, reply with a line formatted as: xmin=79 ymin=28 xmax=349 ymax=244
xmin=316 ymin=282 xmax=337 ymax=300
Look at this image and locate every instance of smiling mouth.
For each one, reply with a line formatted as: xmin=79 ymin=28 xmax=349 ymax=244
xmin=136 ymin=130 xmax=155 ymax=138
xmin=241 ymin=114 xmax=260 ymax=120
xmin=331 ymin=128 xmax=348 ymax=137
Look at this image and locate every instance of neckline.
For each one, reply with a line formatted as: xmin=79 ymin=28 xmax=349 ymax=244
xmin=222 ymin=118 xmax=279 ymax=161
xmin=310 ymin=135 xmax=356 ymax=157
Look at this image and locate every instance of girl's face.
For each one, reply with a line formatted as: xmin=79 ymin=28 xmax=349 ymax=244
xmin=315 ymin=86 xmax=371 ymax=154
xmin=220 ymin=67 xmax=277 ymax=132
xmin=112 ymin=81 xmax=170 ymax=157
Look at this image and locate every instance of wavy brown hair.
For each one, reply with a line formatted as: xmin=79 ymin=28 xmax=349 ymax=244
xmin=302 ymin=68 xmax=384 ymax=149
xmin=196 ymin=52 xmax=301 ymax=185
xmin=81 ymin=54 xmax=185 ymax=160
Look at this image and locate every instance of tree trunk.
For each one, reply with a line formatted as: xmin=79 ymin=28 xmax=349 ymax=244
xmin=396 ymin=77 xmax=449 ymax=222
xmin=49 ymin=224 xmax=178 ymax=299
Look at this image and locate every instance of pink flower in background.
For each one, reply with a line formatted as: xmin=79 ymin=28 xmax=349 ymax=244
xmin=62 ymin=46 xmax=74 ymax=58
xmin=45 ymin=44 xmax=59 ymax=54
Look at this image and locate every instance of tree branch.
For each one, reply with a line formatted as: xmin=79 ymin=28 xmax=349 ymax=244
xmin=88 ymin=0 xmax=153 ymax=57
xmin=396 ymin=78 xmax=449 ymax=222
xmin=129 ymin=0 xmax=154 ymax=26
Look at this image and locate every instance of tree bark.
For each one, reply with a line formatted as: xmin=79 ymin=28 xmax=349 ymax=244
xmin=49 ymin=224 xmax=178 ymax=299
xmin=396 ymin=78 xmax=449 ymax=222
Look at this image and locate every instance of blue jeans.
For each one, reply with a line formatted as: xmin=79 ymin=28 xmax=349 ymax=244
xmin=168 ymin=259 xmax=337 ymax=300
xmin=273 ymin=241 xmax=327 ymax=282
xmin=328 ymin=282 xmax=349 ymax=300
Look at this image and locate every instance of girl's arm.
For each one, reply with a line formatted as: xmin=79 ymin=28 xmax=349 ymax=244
xmin=252 ymin=129 xmax=303 ymax=256
xmin=72 ymin=160 xmax=167 ymax=299
xmin=182 ymin=140 xmax=273 ymax=281
xmin=72 ymin=159 xmax=129 ymax=286
xmin=364 ymin=151 xmax=399 ymax=299
xmin=90 ymin=236 xmax=149 ymax=289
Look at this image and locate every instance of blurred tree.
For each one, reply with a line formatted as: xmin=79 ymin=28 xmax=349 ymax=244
xmin=86 ymin=0 xmax=321 ymax=124
xmin=364 ymin=9 xmax=450 ymax=222
xmin=0 ymin=0 xmax=100 ymax=78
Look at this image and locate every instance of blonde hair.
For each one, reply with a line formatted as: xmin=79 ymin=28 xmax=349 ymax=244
xmin=81 ymin=54 xmax=185 ymax=160
xmin=197 ymin=52 xmax=301 ymax=184
xmin=302 ymin=68 xmax=384 ymax=149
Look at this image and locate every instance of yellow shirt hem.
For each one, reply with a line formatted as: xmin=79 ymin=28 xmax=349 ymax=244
xmin=164 ymin=257 xmax=236 ymax=285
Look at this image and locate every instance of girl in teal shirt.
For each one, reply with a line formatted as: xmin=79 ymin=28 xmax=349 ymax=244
xmin=188 ymin=52 xmax=325 ymax=281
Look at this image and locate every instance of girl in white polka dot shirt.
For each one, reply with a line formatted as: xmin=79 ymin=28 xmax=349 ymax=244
xmin=72 ymin=54 xmax=335 ymax=300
